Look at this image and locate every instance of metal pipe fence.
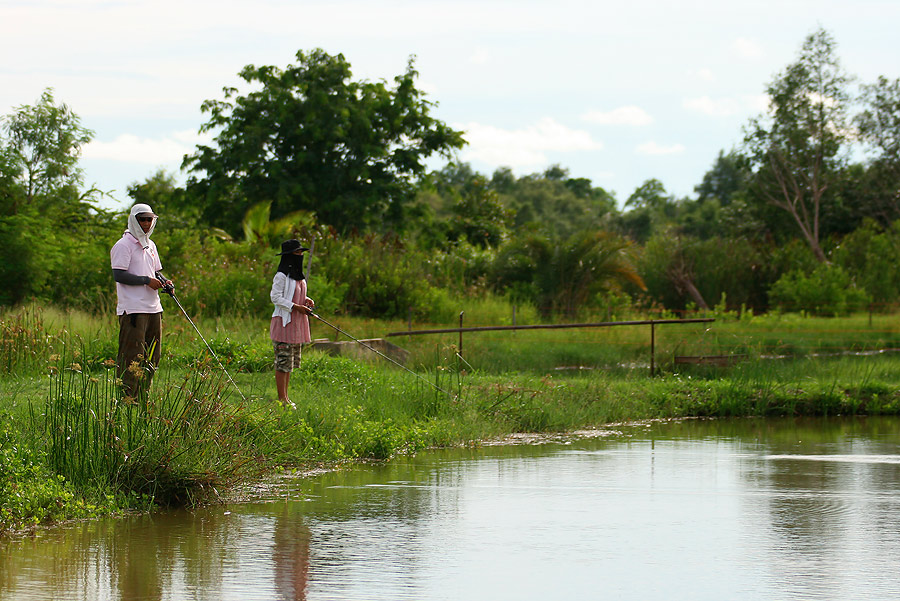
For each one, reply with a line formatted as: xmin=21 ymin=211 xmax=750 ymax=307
xmin=386 ymin=316 xmax=715 ymax=376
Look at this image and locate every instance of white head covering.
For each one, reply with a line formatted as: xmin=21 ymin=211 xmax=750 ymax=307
xmin=126 ymin=203 xmax=158 ymax=249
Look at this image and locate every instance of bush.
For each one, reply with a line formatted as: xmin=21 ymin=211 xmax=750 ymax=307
xmin=321 ymin=234 xmax=456 ymax=321
xmin=768 ymin=263 xmax=870 ymax=316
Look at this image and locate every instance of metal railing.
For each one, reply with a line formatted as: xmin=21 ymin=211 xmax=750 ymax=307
xmin=386 ymin=313 xmax=715 ymax=375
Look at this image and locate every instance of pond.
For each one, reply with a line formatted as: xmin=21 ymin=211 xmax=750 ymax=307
xmin=2 ymin=417 xmax=900 ymax=600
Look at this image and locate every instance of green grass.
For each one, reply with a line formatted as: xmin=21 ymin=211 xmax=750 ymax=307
xmin=3 ymin=302 xmax=900 ymax=533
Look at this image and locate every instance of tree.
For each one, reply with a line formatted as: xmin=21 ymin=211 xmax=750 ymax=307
xmin=857 ymin=76 xmax=900 ymax=166
xmin=428 ymin=164 xmax=512 ymax=248
xmin=0 ymin=88 xmax=95 ymax=216
xmin=0 ymin=90 xmax=102 ymax=306
xmin=744 ymin=28 xmax=852 ymax=262
xmin=614 ymin=178 xmax=676 ymax=243
xmin=182 ymin=49 xmax=465 ymax=234
xmin=625 ymin=178 xmax=670 ymax=211
xmin=495 ymin=167 xmax=616 ymax=239
xmin=694 ymin=150 xmax=751 ymax=206
xmin=855 ymin=76 xmax=900 ymax=224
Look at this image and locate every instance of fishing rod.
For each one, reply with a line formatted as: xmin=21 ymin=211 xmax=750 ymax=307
xmin=309 ymin=311 xmax=452 ymax=397
xmin=155 ymin=272 xmax=248 ymax=402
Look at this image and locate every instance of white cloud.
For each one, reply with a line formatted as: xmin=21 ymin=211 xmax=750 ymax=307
xmin=468 ymin=49 xmax=491 ymax=65
xmin=636 ymin=141 xmax=686 ymax=156
xmin=687 ymin=68 xmax=715 ymax=82
xmin=683 ymin=96 xmax=742 ymax=117
xmin=581 ymin=106 xmax=653 ymax=127
xmin=683 ymin=94 xmax=772 ymax=117
xmin=733 ymin=37 xmax=764 ymax=59
xmin=84 ymin=130 xmax=212 ymax=164
xmin=458 ymin=118 xmax=602 ymax=168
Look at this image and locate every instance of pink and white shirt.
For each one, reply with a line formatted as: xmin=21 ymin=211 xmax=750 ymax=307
xmin=110 ymin=232 xmax=164 ymax=315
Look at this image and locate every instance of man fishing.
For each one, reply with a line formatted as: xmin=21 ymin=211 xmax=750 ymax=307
xmin=110 ymin=203 xmax=173 ymax=398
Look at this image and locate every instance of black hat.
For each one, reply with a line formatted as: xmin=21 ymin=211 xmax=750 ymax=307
xmin=277 ymin=239 xmax=310 ymax=255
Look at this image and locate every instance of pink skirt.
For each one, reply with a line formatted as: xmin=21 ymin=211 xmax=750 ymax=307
xmin=270 ymin=279 xmax=311 ymax=344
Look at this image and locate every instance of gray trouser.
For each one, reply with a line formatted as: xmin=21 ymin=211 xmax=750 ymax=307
xmin=117 ymin=312 xmax=162 ymax=398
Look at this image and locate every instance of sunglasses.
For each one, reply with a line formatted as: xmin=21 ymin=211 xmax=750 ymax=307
xmin=136 ymin=216 xmax=154 ymax=223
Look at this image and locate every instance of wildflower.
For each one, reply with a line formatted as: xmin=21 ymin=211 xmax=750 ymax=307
xmin=103 ymin=359 xmax=116 ymax=368
xmin=69 ymin=362 xmax=82 ymax=372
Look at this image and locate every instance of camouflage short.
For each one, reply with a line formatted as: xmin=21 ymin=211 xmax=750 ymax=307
xmin=273 ymin=341 xmax=302 ymax=372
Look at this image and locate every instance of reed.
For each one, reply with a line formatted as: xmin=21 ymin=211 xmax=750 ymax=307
xmin=37 ymin=335 xmax=271 ymax=507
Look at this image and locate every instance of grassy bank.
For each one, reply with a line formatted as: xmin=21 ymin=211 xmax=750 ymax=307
xmin=2 ymin=303 xmax=900 ymax=533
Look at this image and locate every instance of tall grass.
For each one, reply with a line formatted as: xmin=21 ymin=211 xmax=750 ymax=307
xmin=0 ymin=305 xmax=52 ymax=375
xmin=38 ymin=335 xmax=272 ymax=506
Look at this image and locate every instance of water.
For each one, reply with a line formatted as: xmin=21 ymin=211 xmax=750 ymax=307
xmin=3 ymin=417 xmax=900 ymax=600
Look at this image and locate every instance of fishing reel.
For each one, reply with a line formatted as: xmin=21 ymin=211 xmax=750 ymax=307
xmin=154 ymin=272 xmax=175 ymax=295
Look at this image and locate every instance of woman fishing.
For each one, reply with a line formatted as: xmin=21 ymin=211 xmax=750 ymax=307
xmin=269 ymin=239 xmax=315 ymax=408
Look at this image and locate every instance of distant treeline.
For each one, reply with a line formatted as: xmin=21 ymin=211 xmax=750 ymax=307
xmin=2 ymin=29 xmax=899 ymax=319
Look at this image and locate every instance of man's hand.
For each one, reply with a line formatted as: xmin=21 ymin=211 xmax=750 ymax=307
xmin=151 ymin=272 xmax=174 ymax=293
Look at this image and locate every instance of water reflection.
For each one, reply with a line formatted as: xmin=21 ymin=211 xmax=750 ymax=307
xmin=2 ymin=417 xmax=900 ymax=600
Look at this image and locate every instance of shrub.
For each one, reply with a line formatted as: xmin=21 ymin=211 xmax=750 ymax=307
xmin=768 ymin=263 xmax=870 ymax=316
xmin=321 ymin=234 xmax=454 ymax=321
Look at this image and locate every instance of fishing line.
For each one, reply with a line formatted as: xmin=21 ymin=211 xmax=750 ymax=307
xmin=310 ymin=311 xmax=453 ymax=396
xmin=155 ymin=272 xmax=248 ymax=402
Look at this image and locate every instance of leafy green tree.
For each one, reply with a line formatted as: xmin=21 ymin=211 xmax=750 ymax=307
xmin=421 ymin=162 xmax=512 ymax=248
xmin=496 ymin=166 xmax=617 ymax=239
xmin=0 ymin=90 xmax=102 ymax=306
xmin=447 ymin=178 xmax=511 ymax=249
xmin=127 ymin=170 xmax=190 ymax=222
xmin=857 ymin=76 xmax=900 ymax=167
xmin=854 ymin=76 xmax=900 ymax=225
xmin=182 ymin=49 xmax=465 ymax=234
xmin=744 ymin=28 xmax=852 ymax=262
xmin=769 ymin=263 xmax=869 ymax=316
xmin=694 ymin=150 xmax=751 ymax=206
xmin=0 ymin=88 xmax=95 ymax=216
xmin=614 ymin=178 xmax=677 ymax=243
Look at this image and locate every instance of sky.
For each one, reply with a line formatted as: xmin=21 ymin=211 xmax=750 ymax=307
xmin=2 ymin=0 xmax=899 ymax=212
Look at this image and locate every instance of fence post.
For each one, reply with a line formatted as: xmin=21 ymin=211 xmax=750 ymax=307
xmin=650 ymin=320 xmax=656 ymax=376
xmin=459 ymin=311 xmax=465 ymax=358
